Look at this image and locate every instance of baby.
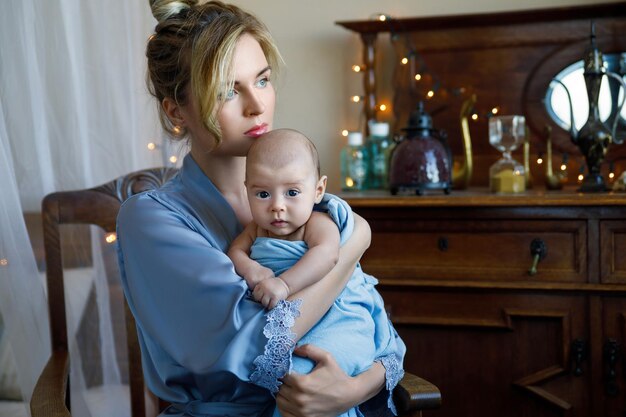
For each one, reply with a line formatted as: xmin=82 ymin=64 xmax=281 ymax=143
xmin=228 ymin=128 xmax=339 ymax=309
xmin=229 ymin=128 xmax=406 ymax=416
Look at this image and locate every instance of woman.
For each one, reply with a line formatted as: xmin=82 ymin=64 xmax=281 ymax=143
xmin=117 ymin=1 xmax=397 ymax=416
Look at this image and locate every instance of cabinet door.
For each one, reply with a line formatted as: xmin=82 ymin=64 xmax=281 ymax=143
xmin=599 ymin=296 xmax=626 ymax=417
xmin=381 ymin=287 xmax=591 ymax=417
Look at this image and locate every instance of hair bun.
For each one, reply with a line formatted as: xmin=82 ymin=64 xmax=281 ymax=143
xmin=149 ymin=0 xmax=198 ymax=23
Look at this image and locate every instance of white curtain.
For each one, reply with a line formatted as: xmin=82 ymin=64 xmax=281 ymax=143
xmin=0 ymin=1 xmax=173 ymax=416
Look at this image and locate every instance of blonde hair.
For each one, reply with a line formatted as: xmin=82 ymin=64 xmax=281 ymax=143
xmin=146 ymin=0 xmax=282 ymax=142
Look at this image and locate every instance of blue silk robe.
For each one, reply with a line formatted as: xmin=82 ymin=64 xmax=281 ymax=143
xmin=116 ymin=154 xmax=403 ymax=417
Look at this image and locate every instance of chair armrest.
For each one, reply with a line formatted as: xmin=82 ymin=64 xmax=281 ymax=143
xmin=394 ymin=372 xmax=441 ymax=413
xmin=30 ymin=350 xmax=71 ymax=417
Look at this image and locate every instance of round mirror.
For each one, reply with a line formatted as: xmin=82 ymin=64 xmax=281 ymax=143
xmin=545 ymin=52 xmax=626 ymax=133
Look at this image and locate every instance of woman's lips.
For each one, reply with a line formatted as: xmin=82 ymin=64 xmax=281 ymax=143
xmin=244 ymin=123 xmax=268 ymax=138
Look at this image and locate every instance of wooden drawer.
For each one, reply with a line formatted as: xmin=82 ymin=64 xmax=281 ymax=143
xmin=601 ymin=221 xmax=626 ymax=284
xmin=362 ymin=219 xmax=587 ymax=283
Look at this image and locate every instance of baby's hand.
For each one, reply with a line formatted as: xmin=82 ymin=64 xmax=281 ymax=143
xmin=253 ymin=278 xmax=290 ymax=309
xmin=243 ymin=264 xmax=275 ymax=290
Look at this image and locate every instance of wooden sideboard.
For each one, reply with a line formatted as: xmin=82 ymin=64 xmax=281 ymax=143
xmin=342 ymin=189 xmax=626 ymax=417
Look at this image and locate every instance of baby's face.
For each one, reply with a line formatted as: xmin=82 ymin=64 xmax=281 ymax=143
xmin=246 ymin=158 xmax=325 ymax=238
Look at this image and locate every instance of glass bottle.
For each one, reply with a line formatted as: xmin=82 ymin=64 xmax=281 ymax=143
xmin=340 ymin=131 xmax=368 ymax=191
xmin=367 ymin=122 xmax=393 ymax=189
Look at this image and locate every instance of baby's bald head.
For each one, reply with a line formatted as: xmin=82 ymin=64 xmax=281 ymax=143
xmin=246 ymin=128 xmax=320 ymax=181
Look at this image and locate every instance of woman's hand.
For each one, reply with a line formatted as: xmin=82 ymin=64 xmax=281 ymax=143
xmin=276 ymin=344 xmax=359 ymax=417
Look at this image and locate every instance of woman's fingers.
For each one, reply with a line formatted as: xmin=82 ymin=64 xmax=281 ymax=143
xmin=276 ymin=344 xmax=356 ymax=417
xmin=293 ymin=344 xmax=333 ymax=369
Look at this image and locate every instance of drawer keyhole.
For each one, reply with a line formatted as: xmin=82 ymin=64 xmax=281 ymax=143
xmin=438 ymin=237 xmax=449 ymax=252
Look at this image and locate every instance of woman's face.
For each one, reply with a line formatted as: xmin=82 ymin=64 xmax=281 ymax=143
xmin=185 ymin=33 xmax=276 ymax=158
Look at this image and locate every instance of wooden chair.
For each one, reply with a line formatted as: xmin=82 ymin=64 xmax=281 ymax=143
xmin=29 ymin=168 xmax=441 ymax=417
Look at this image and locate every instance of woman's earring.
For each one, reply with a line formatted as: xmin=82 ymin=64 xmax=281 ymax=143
xmin=172 ymin=126 xmax=183 ymax=136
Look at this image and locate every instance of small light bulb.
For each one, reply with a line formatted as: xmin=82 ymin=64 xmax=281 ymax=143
xmin=378 ymin=14 xmax=387 ymax=22
xmin=426 ymin=90 xmax=435 ymax=98
xmin=609 ymin=172 xmax=615 ymax=179
xmin=352 ymin=65 xmax=363 ymax=73
xmin=147 ymin=142 xmax=156 ymax=150
xmin=471 ymin=113 xmax=478 ymax=121
xmin=414 ymin=74 xmax=422 ymax=81
xmin=341 ymin=130 xmax=349 ymax=137
xmin=578 ymin=174 xmax=584 ymax=181
xmin=105 ymin=233 xmax=117 ymax=244
xmin=401 ymin=57 xmax=408 ymax=65
xmin=560 ymin=164 xmax=567 ymax=171
xmin=537 ymin=158 xmax=543 ymax=165
xmin=378 ymin=104 xmax=387 ymax=111
xmin=169 ymin=155 xmax=178 ymax=164
xmin=351 ymin=95 xmax=361 ymax=103
xmin=345 ymin=177 xmax=354 ymax=187
xmin=491 ymin=107 xmax=499 ymax=115
xmin=0 ymin=259 xmax=8 ymax=266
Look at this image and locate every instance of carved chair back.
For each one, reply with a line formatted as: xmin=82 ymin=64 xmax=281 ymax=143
xmin=31 ymin=168 xmax=178 ymax=417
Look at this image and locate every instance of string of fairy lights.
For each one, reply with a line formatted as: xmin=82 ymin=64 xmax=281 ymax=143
xmin=343 ymin=13 xmax=619 ymax=184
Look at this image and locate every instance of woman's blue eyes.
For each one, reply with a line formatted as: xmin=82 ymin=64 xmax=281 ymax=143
xmin=223 ymin=77 xmax=270 ymax=101
xmin=224 ymin=89 xmax=236 ymax=101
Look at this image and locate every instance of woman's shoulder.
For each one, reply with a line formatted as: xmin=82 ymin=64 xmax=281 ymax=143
xmin=117 ymin=173 xmax=242 ymax=249
xmin=117 ymin=178 xmax=191 ymax=229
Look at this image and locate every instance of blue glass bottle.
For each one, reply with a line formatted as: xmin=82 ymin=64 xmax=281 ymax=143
xmin=367 ymin=122 xmax=393 ymax=189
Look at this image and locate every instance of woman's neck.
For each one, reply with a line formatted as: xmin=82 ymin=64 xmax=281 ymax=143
xmin=191 ymin=150 xmax=252 ymax=225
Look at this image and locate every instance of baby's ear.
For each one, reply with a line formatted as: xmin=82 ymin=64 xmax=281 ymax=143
xmin=314 ymin=175 xmax=328 ymax=203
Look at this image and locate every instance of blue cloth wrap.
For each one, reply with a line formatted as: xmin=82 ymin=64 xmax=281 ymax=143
xmin=249 ymin=195 xmax=406 ymax=417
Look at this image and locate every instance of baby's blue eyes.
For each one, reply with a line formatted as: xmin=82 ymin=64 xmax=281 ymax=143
xmin=255 ymin=189 xmax=300 ymax=199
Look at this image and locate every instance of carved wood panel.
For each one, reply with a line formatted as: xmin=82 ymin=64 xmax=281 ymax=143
xmin=600 ymin=221 xmax=626 ymax=284
xmin=382 ymin=288 xmax=590 ymax=417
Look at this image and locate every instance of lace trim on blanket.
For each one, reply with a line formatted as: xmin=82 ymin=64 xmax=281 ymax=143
xmin=250 ymin=299 xmax=302 ymax=394
xmin=378 ymin=354 xmax=405 ymax=416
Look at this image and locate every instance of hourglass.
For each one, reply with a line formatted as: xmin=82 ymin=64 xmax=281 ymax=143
xmin=489 ymin=115 xmax=526 ymax=193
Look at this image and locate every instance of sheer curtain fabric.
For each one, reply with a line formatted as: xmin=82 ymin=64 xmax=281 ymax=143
xmin=0 ymin=1 xmax=168 ymax=416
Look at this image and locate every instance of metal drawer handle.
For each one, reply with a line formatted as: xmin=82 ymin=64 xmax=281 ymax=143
xmin=528 ymin=238 xmax=547 ymax=276
xmin=604 ymin=338 xmax=620 ymax=397
xmin=571 ymin=338 xmax=587 ymax=376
